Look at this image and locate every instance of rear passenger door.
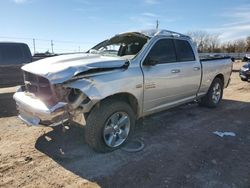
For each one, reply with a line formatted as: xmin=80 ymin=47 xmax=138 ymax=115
xmin=141 ymin=38 xmax=201 ymax=115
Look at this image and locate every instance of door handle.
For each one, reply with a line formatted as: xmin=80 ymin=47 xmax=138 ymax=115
xmin=171 ymin=69 xmax=180 ymax=73
xmin=193 ymin=67 xmax=201 ymax=71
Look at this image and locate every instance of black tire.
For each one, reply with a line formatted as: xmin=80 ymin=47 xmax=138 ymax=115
xmin=84 ymin=99 xmax=135 ymax=153
xmin=241 ymin=78 xmax=247 ymax=81
xmin=199 ymin=78 xmax=223 ymax=108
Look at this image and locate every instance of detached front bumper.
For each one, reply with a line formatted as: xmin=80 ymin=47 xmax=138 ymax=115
xmin=13 ymin=87 xmax=68 ymax=126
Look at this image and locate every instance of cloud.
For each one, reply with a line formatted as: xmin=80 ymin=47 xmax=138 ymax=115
xmin=129 ymin=12 xmax=177 ymax=29
xmin=130 ymin=12 xmax=160 ymax=28
xmin=205 ymin=4 xmax=250 ymax=42
xmin=73 ymin=7 xmax=100 ymax=13
xmin=73 ymin=0 xmax=90 ymax=5
xmin=129 ymin=15 xmax=156 ymax=28
xmin=144 ymin=0 xmax=159 ymax=5
xmin=141 ymin=12 xmax=158 ymax=18
xmin=12 ymin=0 xmax=29 ymax=4
xmin=206 ymin=24 xmax=250 ymax=41
xmin=221 ymin=5 xmax=250 ymax=26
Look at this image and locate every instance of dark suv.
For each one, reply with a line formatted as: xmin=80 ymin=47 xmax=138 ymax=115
xmin=0 ymin=42 xmax=32 ymax=88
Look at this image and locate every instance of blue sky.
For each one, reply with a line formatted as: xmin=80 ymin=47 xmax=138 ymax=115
xmin=0 ymin=0 xmax=250 ymax=53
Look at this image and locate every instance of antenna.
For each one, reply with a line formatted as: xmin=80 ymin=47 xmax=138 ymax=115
xmin=156 ymin=20 xmax=159 ymax=30
xmin=33 ymin=38 xmax=36 ymax=54
xmin=51 ymin=40 xmax=54 ymax=54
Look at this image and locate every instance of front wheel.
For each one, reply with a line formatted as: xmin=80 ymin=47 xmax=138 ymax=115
xmin=84 ymin=99 xmax=135 ymax=153
xmin=199 ymin=78 xmax=223 ymax=108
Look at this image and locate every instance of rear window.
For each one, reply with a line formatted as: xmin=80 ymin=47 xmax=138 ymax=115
xmin=0 ymin=44 xmax=25 ymax=65
xmin=174 ymin=39 xmax=195 ymax=62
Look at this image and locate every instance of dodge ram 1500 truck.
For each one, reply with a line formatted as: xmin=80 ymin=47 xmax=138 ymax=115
xmin=13 ymin=29 xmax=233 ymax=152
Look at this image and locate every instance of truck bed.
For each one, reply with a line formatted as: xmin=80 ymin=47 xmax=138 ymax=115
xmin=198 ymin=56 xmax=232 ymax=96
xmin=199 ymin=55 xmax=231 ymax=61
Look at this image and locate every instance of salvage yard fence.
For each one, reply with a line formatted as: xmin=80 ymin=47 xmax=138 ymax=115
xmin=199 ymin=53 xmax=249 ymax=59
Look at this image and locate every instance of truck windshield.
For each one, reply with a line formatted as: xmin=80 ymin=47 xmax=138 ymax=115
xmin=89 ymin=32 xmax=149 ymax=57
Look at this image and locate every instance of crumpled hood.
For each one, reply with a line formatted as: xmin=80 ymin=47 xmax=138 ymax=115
xmin=22 ymin=53 xmax=128 ymax=84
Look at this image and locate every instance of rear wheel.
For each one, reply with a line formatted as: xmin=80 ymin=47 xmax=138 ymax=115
xmin=84 ymin=99 xmax=135 ymax=153
xmin=199 ymin=78 xmax=223 ymax=108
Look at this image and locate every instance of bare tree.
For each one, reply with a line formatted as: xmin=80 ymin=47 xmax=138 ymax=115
xmin=187 ymin=31 xmax=250 ymax=53
xmin=187 ymin=31 xmax=208 ymax=52
xmin=246 ymin=36 xmax=250 ymax=52
xmin=221 ymin=42 xmax=235 ymax=53
xmin=186 ymin=31 xmax=220 ymax=53
xmin=208 ymin=34 xmax=220 ymax=52
xmin=234 ymin=39 xmax=246 ymax=53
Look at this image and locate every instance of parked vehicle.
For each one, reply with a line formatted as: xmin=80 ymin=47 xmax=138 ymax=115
xmin=13 ymin=29 xmax=233 ymax=152
xmin=0 ymin=42 xmax=32 ymax=88
xmin=0 ymin=43 xmax=59 ymax=88
xmin=239 ymin=62 xmax=250 ymax=81
xmin=32 ymin=52 xmax=58 ymax=62
xmin=242 ymin=54 xmax=250 ymax=62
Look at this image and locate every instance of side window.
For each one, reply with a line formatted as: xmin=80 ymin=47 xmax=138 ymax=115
xmin=21 ymin=44 xmax=32 ymax=63
xmin=174 ymin=39 xmax=195 ymax=62
xmin=0 ymin=44 xmax=24 ymax=65
xmin=146 ymin=39 xmax=177 ymax=64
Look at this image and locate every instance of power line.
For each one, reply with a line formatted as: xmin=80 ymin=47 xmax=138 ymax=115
xmin=0 ymin=36 xmax=94 ymax=44
xmin=0 ymin=36 xmax=97 ymax=53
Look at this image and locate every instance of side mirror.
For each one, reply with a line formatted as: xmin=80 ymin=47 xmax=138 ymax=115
xmin=144 ymin=57 xmax=158 ymax=66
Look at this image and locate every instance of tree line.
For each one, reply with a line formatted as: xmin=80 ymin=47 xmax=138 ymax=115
xmin=186 ymin=31 xmax=250 ymax=53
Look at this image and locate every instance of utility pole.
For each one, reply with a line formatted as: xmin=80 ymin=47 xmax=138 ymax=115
xmin=51 ymin=40 xmax=54 ymax=54
xmin=33 ymin=38 xmax=36 ymax=54
xmin=156 ymin=20 xmax=159 ymax=30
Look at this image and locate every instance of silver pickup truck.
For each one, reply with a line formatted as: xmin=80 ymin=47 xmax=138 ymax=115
xmin=13 ymin=29 xmax=233 ymax=152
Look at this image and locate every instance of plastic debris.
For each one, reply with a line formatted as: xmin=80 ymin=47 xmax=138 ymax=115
xmin=121 ymin=139 xmax=145 ymax=152
xmin=213 ymin=131 xmax=236 ymax=137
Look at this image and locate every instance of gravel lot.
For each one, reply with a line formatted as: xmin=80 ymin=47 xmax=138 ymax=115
xmin=0 ymin=61 xmax=250 ymax=188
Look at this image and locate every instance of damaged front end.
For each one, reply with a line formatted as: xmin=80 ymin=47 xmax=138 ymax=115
xmin=12 ymin=31 xmax=139 ymax=127
xmin=14 ymin=72 xmax=93 ymax=127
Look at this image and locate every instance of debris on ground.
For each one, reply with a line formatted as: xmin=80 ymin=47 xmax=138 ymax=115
xmin=213 ymin=131 xmax=236 ymax=138
xmin=121 ymin=139 xmax=145 ymax=152
xmin=24 ymin=156 xmax=33 ymax=162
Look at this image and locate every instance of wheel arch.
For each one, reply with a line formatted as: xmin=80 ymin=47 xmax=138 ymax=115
xmin=87 ymin=92 xmax=140 ymax=119
xmin=214 ymin=74 xmax=225 ymax=87
xmin=103 ymin=93 xmax=140 ymax=118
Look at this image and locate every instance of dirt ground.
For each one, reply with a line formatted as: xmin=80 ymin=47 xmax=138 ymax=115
xmin=0 ymin=61 xmax=250 ymax=188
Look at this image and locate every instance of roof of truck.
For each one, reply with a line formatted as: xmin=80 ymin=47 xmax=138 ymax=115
xmin=140 ymin=29 xmax=191 ymax=38
xmin=118 ymin=29 xmax=191 ymax=40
